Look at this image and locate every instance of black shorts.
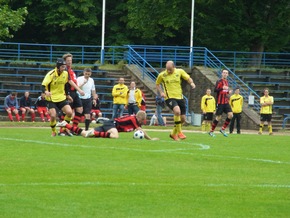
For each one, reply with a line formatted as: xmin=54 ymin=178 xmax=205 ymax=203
xmin=165 ymin=98 xmax=186 ymax=115
xmin=94 ymin=120 xmax=116 ymax=132
xmin=215 ymin=104 xmax=232 ymax=116
xmin=203 ymin=113 xmax=214 ymax=121
xmin=47 ymin=100 xmax=69 ymax=111
xmin=70 ymin=91 xmax=83 ymax=109
xmin=81 ymin=98 xmax=93 ymax=114
xmin=260 ymin=114 xmax=272 ymax=122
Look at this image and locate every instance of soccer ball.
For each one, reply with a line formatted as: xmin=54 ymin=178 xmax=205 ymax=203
xmin=133 ymin=130 xmax=145 ymax=139
xmin=91 ymin=120 xmax=96 ymax=124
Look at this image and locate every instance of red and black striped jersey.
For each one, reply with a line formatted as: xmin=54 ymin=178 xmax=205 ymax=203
xmin=214 ymin=79 xmax=230 ymax=104
xmin=67 ymin=66 xmax=78 ymax=91
xmin=115 ymin=115 xmax=141 ymax=132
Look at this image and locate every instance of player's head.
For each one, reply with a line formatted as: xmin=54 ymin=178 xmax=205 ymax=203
xmin=10 ymin=91 xmax=17 ymax=99
xmin=221 ymin=69 xmax=229 ymax=79
xmin=166 ymin=60 xmax=175 ymax=74
xmin=56 ymin=58 xmax=66 ymax=72
xmin=136 ymin=110 xmax=147 ymax=123
xmin=263 ymin=88 xmax=269 ymax=96
xmin=118 ymin=77 xmax=125 ymax=84
xmin=234 ymin=87 xmax=240 ymax=94
xmin=62 ymin=53 xmax=73 ymax=67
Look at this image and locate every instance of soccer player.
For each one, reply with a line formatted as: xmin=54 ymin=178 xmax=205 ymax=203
xmin=258 ymin=88 xmax=274 ymax=135
xmin=91 ymin=94 xmax=102 ymax=122
xmin=62 ymin=53 xmax=85 ymax=128
xmin=56 ymin=110 xmax=159 ymax=140
xmin=229 ymin=87 xmax=243 ymax=134
xmin=200 ymin=88 xmax=216 ymax=132
xmin=112 ymin=77 xmax=128 ymax=119
xmin=19 ymin=91 xmax=36 ymax=122
xmin=42 ymin=58 xmax=76 ymax=137
xmin=4 ymin=92 xmax=20 ymax=122
xmin=156 ymin=60 xmax=196 ymax=141
xmin=209 ymin=69 xmax=233 ymax=137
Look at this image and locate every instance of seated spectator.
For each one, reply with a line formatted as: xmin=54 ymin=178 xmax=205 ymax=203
xmin=19 ymin=91 xmax=36 ymax=122
xmin=91 ymin=94 xmax=103 ymax=122
xmin=4 ymin=91 xmax=20 ymax=122
xmin=35 ymin=92 xmax=51 ymax=122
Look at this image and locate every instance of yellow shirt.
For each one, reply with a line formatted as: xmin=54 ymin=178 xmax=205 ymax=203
xmin=156 ymin=68 xmax=190 ymax=99
xmin=260 ymin=95 xmax=274 ymax=114
xmin=230 ymin=94 xmax=243 ymax=113
xmin=126 ymin=88 xmax=143 ymax=107
xmin=41 ymin=68 xmax=69 ymax=102
xmin=112 ymin=83 xmax=128 ymax=104
xmin=201 ymin=95 xmax=216 ymax=113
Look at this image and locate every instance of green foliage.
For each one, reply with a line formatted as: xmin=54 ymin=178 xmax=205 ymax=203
xmin=0 ymin=3 xmax=27 ymax=40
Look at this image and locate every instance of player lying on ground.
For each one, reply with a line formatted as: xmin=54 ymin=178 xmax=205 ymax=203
xmin=56 ymin=110 xmax=159 ymax=140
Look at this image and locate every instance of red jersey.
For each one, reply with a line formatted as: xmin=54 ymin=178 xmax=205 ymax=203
xmin=115 ymin=115 xmax=141 ymax=132
xmin=67 ymin=66 xmax=78 ymax=91
xmin=214 ymin=79 xmax=230 ymax=104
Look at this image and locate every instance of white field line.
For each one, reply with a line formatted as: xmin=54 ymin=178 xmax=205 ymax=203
xmin=1 ymin=137 xmax=290 ymax=165
xmin=0 ymin=181 xmax=289 ymax=189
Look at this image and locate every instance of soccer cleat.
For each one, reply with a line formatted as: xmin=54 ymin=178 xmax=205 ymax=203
xmin=258 ymin=131 xmax=262 ymax=135
xmin=170 ymin=134 xmax=180 ymax=141
xmin=178 ymin=132 xmax=187 ymax=140
xmin=51 ymin=131 xmax=57 ymax=137
xmin=85 ymin=129 xmax=95 ymax=138
xmin=56 ymin=120 xmax=67 ymax=127
xmin=269 ymin=132 xmax=273 ymax=135
xmin=58 ymin=132 xmax=66 ymax=136
xmin=208 ymin=131 xmax=215 ymax=137
xmin=220 ymin=129 xmax=228 ymax=137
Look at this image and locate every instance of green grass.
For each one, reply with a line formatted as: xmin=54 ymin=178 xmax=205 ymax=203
xmin=0 ymin=125 xmax=289 ymax=218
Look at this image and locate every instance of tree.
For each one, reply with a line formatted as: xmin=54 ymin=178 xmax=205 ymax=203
xmin=0 ymin=3 xmax=27 ymax=41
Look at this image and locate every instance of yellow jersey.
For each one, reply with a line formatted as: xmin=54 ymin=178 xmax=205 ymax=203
xmin=230 ymin=94 xmax=243 ymax=113
xmin=201 ymin=95 xmax=216 ymax=113
xmin=112 ymin=83 xmax=128 ymax=104
xmin=41 ymin=68 xmax=69 ymax=102
xmin=260 ymin=95 xmax=274 ymax=114
xmin=156 ymin=68 xmax=190 ymax=99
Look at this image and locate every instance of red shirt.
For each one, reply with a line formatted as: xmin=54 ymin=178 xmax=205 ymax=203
xmin=214 ymin=79 xmax=229 ymax=104
xmin=115 ymin=115 xmax=141 ymax=132
xmin=67 ymin=66 xmax=78 ymax=91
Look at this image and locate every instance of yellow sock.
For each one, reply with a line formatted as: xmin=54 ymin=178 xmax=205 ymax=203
xmin=259 ymin=124 xmax=264 ymax=133
xmin=268 ymin=125 xmax=272 ymax=133
xmin=206 ymin=123 xmax=211 ymax=131
xmin=174 ymin=115 xmax=182 ymax=134
xmin=64 ymin=114 xmax=72 ymax=123
xmin=50 ymin=120 xmax=57 ymax=132
xmin=171 ymin=125 xmax=177 ymax=135
xmin=201 ymin=121 xmax=206 ymax=131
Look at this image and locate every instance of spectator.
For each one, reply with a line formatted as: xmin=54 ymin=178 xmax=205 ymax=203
xmin=77 ymin=68 xmax=97 ymax=130
xmin=19 ymin=91 xmax=36 ymax=122
xmin=112 ymin=77 xmax=128 ymax=119
xmin=57 ymin=110 xmax=159 ymax=140
xmin=208 ymin=69 xmax=233 ymax=137
xmin=34 ymin=92 xmax=51 ymax=122
xmin=258 ymin=88 xmax=274 ymax=135
xmin=229 ymin=87 xmax=243 ymax=134
xmin=91 ymin=94 xmax=102 ymax=122
xmin=156 ymin=60 xmax=196 ymax=141
xmin=41 ymin=58 xmax=73 ymax=137
xmin=4 ymin=91 xmax=20 ymax=122
xmin=155 ymin=92 xmax=166 ymax=126
xmin=200 ymin=88 xmax=216 ymax=132
xmin=126 ymin=81 xmax=142 ymax=115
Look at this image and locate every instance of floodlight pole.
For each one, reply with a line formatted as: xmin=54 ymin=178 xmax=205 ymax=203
xmin=101 ymin=0 xmax=106 ymax=65
xmin=189 ymin=0 xmax=195 ymax=68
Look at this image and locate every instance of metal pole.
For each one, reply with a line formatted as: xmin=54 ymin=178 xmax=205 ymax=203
xmin=101 ymin=0 xmax=106 ymax=65
xmin=189 ymin=0 xmax=195 ymax=68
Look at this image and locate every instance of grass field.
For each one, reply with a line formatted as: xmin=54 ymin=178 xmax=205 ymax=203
xmin=0 ymin=124 xmax=289 ymax=218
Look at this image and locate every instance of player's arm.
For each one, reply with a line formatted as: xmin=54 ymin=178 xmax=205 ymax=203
xmin=136 ymin=127 xmax=159 ymax=140
xmin=68 ymin=80 xmax=85 ymax=96
xmin=187 ymin=77 xmax=196 ymax=89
